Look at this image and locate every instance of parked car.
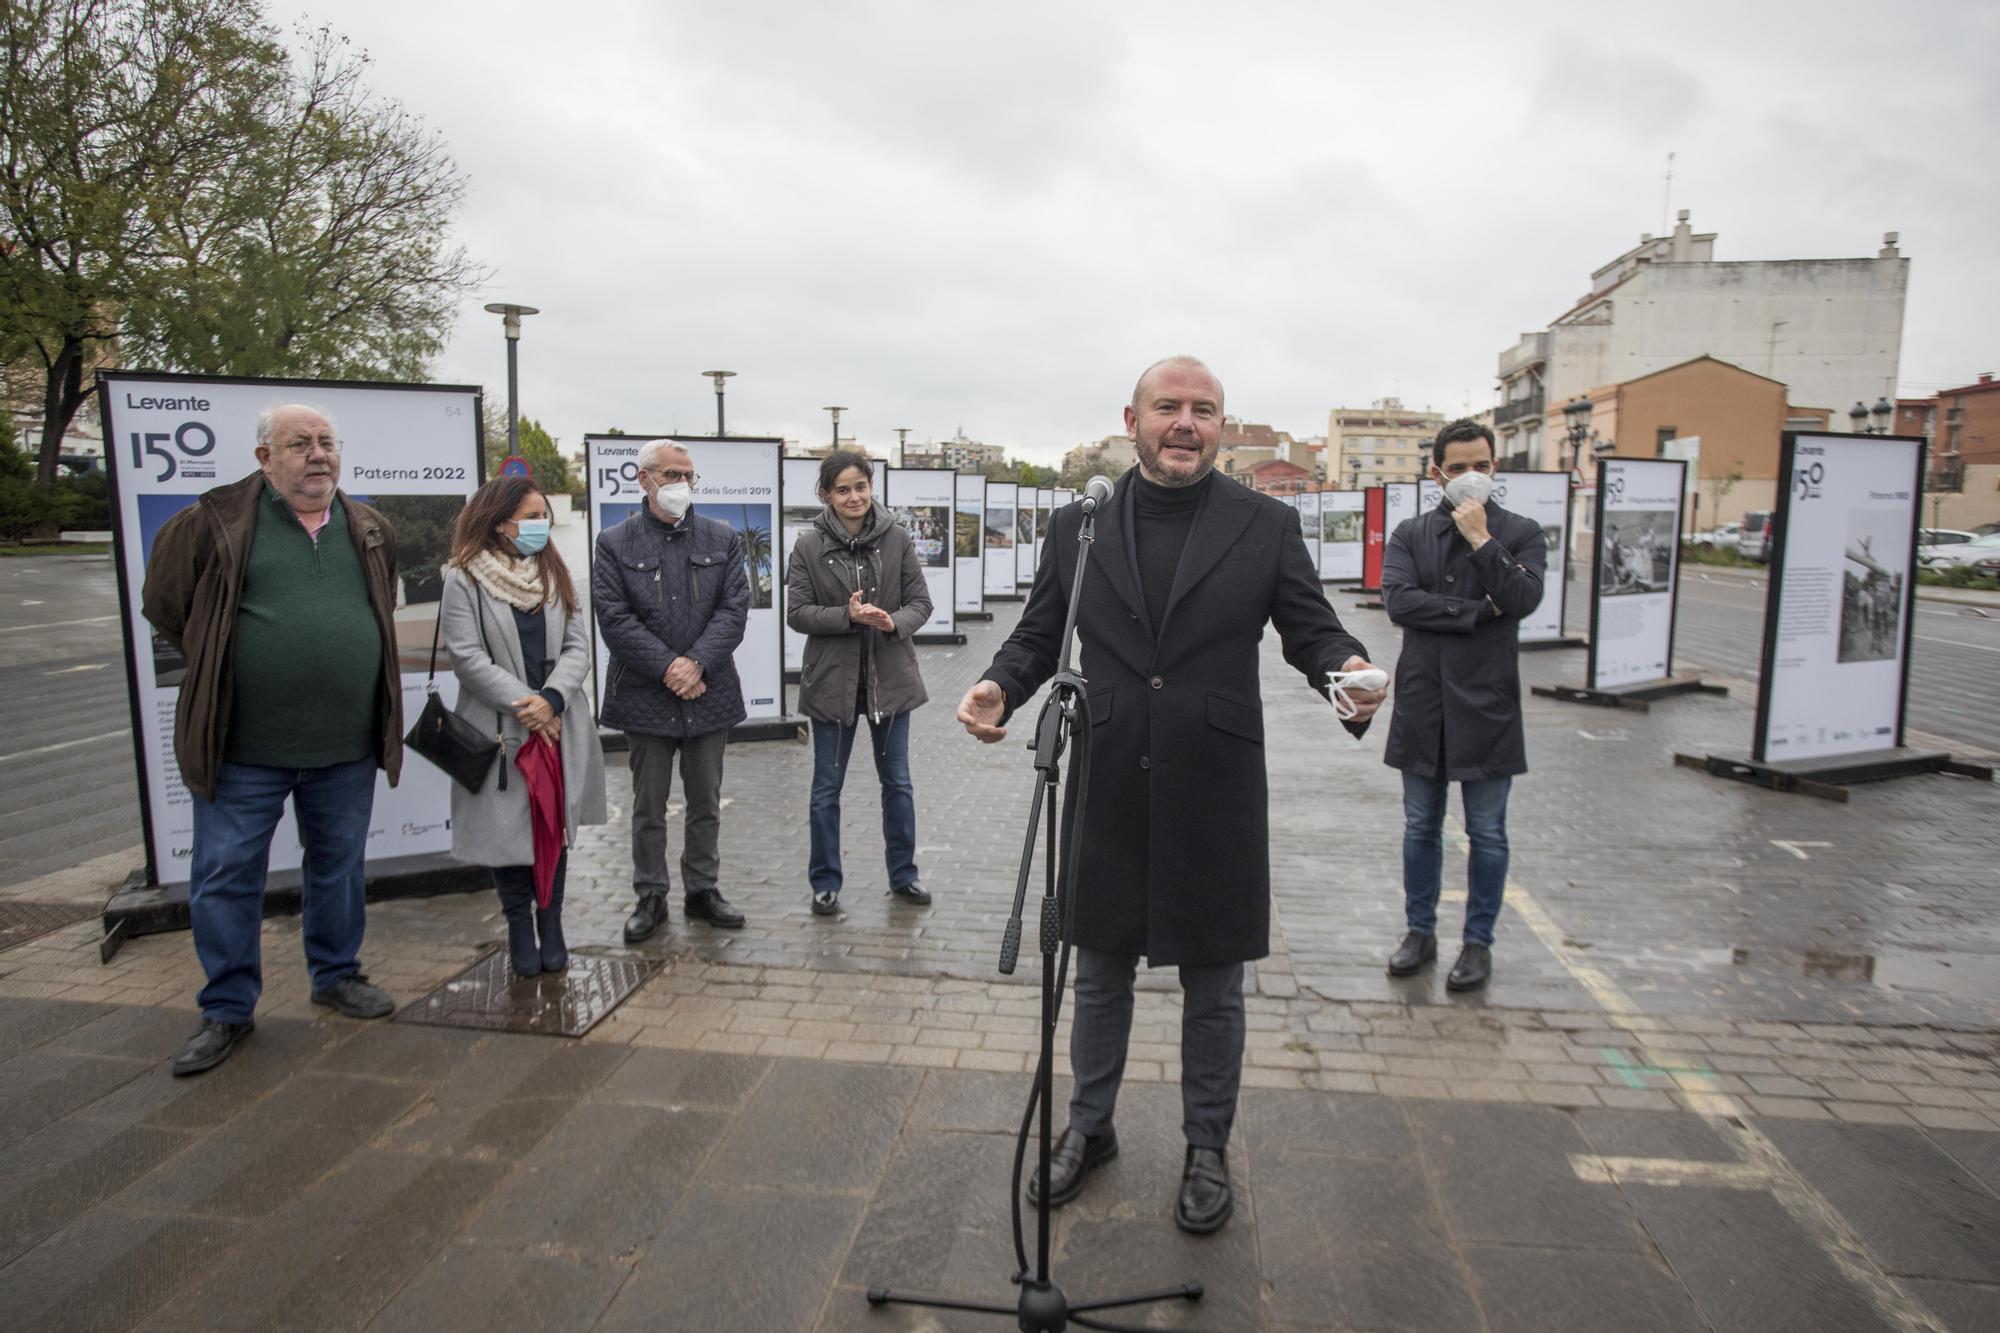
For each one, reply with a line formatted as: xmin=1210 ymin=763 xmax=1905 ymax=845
xmin=1924 ymin=531 xmax=2000 ymax=571
xmin=1916 ymin=529 xmax=1979 ymax=567
xmin=1737 ymin=511 xmax=1775 ymax=562
xmin=1697 ymin=521 xmax=1743 ymax=551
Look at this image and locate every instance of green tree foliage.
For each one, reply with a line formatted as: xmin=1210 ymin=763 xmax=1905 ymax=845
xmin=1 ymin=1 xmax=481 ymax=486
xmin=0 ymin=407 xmax=110 ymax=538
xmin=516 ymin=417 xmax=571 ymax=495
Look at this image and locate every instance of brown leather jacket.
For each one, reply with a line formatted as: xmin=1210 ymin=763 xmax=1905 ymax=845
xmin=140 ymin=471 xmax=404 ymax=801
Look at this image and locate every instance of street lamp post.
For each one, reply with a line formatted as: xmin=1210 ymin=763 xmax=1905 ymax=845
xmin=704 ymin=371 xmax=736 ymax=437
xmin=1850 ymin=397 xmax=1894 ymax=435
xmin=823 ymin=406 xmax=845 ymax=450
xmin=895 ymin=428 xmax=911 ymax=468
xmin=1561 ymin=396 xmax=1596 ymax=584
xmin=482 ymin=302 xmax=540 ymax=458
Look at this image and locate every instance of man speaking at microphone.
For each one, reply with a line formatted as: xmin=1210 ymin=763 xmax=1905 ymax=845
xmin=956 ymin=356 xmax=1385 ymax=1234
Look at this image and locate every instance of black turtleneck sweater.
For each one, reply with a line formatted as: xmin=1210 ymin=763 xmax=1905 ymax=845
xmin=1130 ymin=469 xmax=1210 ymax=631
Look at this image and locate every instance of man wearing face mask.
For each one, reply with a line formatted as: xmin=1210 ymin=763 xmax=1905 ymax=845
xmin=1380 ymin=419 xmax=1546 ymax=992
xmin=594 ymin=439 xmax=751 ymax=940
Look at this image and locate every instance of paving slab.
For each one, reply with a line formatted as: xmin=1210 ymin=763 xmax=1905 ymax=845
xmin=0 ymin=1208 xmax=243 ymax=1332
xmin=696 ymin=1059 xmax=921 ymax=1192
xmin=0 ymin=1047 xmax=150 ymax=1150
xmin=0 ymin=1116 xmax=193 ymax=1267
xmin=1409 ymin=1100 xmax=1653 ymax=1251
xmin=1254 ymin=1150 xmax=1484 ymax=1331
xmin=1758 ymin=1119 xmax=2000 ymax=1282
xmin=368 ymin=1241 xmax=631 ymax=1333
xmin=595 ymin=1183 xmax=863 ymax=1333
xmin=1462 ymin=1244 xmax=1710 ymax=1333
xmin=460 ymin=1099 xmax=731 ymax=1260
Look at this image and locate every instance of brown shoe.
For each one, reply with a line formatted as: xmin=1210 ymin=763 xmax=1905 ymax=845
xmin=1026 ymin=1125 xmax=1118 ymax=1208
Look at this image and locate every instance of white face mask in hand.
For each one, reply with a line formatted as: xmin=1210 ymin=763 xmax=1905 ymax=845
xmin=1443 ymin=471 xmax=1492 ymax=508
xmin=652 ymin=482 xmax=694 ymax=518
xmin=1326 ymin=666 xmax=1389 ymax=720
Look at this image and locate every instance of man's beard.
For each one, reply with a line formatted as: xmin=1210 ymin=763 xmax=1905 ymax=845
xmin=1140 ymin=432 xmax=1210 ymax=487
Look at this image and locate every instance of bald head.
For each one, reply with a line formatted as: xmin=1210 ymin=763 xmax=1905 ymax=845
xmin=1131 ymin=356 xmax=1224 ymax=413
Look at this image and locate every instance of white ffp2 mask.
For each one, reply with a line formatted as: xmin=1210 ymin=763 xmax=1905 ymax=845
xmin=1443 ymin=471 xmax=1493 ymax=508
xmin=654 ymin=482 xmax=693 ymax=518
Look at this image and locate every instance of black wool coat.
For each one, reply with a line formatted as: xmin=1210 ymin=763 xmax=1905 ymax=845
xmin=1380 ymin=499 xmax=1547 ymax=781
xmin=982 ymin=471 xmax=1369 ymax=967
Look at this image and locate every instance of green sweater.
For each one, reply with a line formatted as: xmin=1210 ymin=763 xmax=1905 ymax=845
xmin=224 ymin=484 xmax=383 ymax=768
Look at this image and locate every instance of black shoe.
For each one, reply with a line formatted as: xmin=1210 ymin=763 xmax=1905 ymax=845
xmin=684 ymin=889 xmax=745 ymax=929
xmin=498 ymin=886 xmax=541 ymax=978
xmin=1447 ymin=943 xmax=1492 ymax=992
xmin=1387 ymin=930 xmax=1437 ymax=976
xmin=810 ymin=890 xmax=840 ymax=917
xmin=309 ymin=974 xmax=394 ymax=1019
xmin=888 ymin=880 xmax=932 ymax=906
xmin=1175 ymin=1146 xmax=1233 ymax=1235
xmin=172 ymin=1017 xmax=252 ymax=1077
xmin=1027 ymin=1126 xmax=1118 ymax=1208
xmin=624 ymin=893 xmax=668 ymax=943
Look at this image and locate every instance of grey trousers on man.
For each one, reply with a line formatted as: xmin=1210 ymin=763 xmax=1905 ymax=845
xmin=1068 ymin=947 xmax=1246 ymax=1151
xmin=628 ymin=729 xmax=727 ymax=899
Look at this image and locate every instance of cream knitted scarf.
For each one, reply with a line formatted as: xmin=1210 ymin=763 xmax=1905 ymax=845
xmin=467 ymin=549 xmax=548 ymax=612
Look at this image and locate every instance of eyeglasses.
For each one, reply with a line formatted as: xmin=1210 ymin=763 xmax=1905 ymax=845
xmin=279 ymin=437 xmax=340 ymax=455
xmin=647 ymin=468 xmax=696 ymax=484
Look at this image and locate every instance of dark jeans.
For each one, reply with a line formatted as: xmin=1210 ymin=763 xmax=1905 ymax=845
xmin=187 ymin=757 xmax=377 ymax=1023
xmin=1068 ymin=948 xmax=1245 ymax=1151
xmin=1401 ymin=770 xmax=1512 ymax=947
xmin=628 ymin=728 xmax=727 ymax=900
xmin=808 ymin=711 xmax=918 ymax=897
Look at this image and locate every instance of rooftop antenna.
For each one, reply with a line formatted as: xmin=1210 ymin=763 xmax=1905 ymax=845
xmin=1662 ymin=151 xmax=1676 ymax=234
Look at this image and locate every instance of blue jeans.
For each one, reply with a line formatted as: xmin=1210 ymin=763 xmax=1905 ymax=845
xmin=188 ymin=757 xmax=377 ymax=1022
xmin=1401 ymin=771 xmax=1512 ymax=947
xmin=808 ymin=711 xmax=917 ymax=897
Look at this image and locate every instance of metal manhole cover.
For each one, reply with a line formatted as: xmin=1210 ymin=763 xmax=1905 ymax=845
xmin=0 ymin=901 xmax=99 ymax=953
xmin=394 ymin=946 xmax=662 ymax=1038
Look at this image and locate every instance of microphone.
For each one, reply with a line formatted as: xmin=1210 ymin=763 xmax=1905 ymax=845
xmin=1080 ymin=475 xmax=1114 ymax=513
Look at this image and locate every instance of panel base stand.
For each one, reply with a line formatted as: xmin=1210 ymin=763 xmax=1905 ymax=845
xmin=1520 ymin=635 xmax=1588 ymax=651
xmin=959 ymin=611 xmax=995 ymax=622
xmin=1532 ymin=675 xmax=1727 ymax=712
xmin=101 ymin=854 xmax=491 ymax=958
xmin=1673 ymin=747 xmax=1993 ymax=804
xmin=915 ymin=631 xmax=968 ymax=646
xmin=986 ymin=593 xmax=1025 ymax=603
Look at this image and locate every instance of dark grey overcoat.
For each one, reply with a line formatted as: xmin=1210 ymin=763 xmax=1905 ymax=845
xmin=1380 ymin=498 xmax=1547 ymax=781
xmin=982 ymin=471 xmax=1369 ymax=967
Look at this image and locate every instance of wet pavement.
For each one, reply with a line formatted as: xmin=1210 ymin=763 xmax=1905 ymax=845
xmin=3 ymin=994 xmax=1998 ymax=1332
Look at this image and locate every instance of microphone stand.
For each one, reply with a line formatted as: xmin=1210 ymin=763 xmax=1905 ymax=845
xmin=867 ymin=496 xmax=1205 ymax=1332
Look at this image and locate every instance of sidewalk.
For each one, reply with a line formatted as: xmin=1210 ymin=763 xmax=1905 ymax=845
xmin=3 ymin=598 xmax=1998 ymax=1329
xmin=1676 ymin=557 xmax=2000 ymax=609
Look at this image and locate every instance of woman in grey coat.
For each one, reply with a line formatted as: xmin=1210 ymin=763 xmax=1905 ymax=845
xmin=785 ymin=450 xmax=932 ymax=917
xmin=440 ymin=477 xmax=608 ymax=975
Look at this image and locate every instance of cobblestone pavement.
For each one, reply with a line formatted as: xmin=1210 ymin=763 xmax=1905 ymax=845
xmin=4 ymin=592 xmax=2000 ymax=1329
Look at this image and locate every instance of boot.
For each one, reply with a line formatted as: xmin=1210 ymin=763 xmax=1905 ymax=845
xmin=536 ymin=879 xmax=568 ymax=973
xmin=496 ymin=880 xmax=541 ymax=978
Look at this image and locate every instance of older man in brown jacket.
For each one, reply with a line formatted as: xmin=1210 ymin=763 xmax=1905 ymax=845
xmin=142 ymin=404 xmax=404 ymax=1076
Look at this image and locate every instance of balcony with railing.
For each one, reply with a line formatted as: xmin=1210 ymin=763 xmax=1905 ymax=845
xmin=1494 ymin=390 xmax=1545 ymax=427
xmin=1497 ymin=331 xmax=1549 ymax=380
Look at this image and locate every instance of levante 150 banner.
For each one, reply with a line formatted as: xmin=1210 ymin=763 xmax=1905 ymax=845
xmin=954 ymin=474 xmax=986 ymax=617
xmin=1755 ymin=433 xmax=1923 ymax=764
xmin=100 ymin=372 xmax=482 ymax=887
xmin=584 ymin=435 xmax=784 ymax=724
xmin=1589 ymin=458 xmax=1686 ymax=690
xmin=882 ymin=467 xmax=957 ymax=641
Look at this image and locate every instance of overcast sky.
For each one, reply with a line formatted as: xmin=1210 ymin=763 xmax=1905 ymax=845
xmin=266 ymin=0 xmax=1998 ymax=464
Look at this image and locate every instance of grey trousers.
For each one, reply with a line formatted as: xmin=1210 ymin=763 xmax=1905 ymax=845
xmin=1068 ymin=947 xmax=1246 ymax=1151
xmin=628 ymin=729 xmax=727 ymax=900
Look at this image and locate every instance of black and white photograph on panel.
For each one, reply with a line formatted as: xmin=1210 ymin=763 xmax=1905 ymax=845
xmin=1598 ymin=508 xmax=1676 ymax=597
xmin=1839 ymin=509 xmax=1907 ymax=663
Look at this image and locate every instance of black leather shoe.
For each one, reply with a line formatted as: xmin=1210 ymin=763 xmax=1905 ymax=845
xmin=888 ymin=880 xmax=931 ymax=906
xmin=1387 ymin=930 xmax=1437 ymax=976
xmin=1027 ymin=1126 xmax=1118 ymax=1208
xmin=310 ymin=973 xmax=394 ymax=1019
xmin=684 ymin=889 xmax=746 ymax=929
xmin=1175 ymin=1146 xmax=1233 ymax=1234
xmin=1447 ymin=943 xmax=1492 ymax=992
xmin=172 ymin=1018 xmax=252 ymax=1077
xmin=624 ymin=893 xmax=668 ymax=943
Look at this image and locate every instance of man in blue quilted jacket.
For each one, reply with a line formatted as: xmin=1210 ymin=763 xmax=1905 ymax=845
xmin=595 ymin=439 xmax=751 ymax=940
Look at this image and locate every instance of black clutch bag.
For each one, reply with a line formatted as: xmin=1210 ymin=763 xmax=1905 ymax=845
xmin=402 ymin=597 xmax=505 ymax=793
